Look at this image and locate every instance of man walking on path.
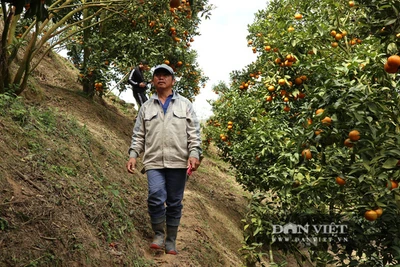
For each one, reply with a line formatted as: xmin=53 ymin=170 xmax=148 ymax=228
xmin=128 ymin=60 xmax=150 ymax=108
xmin=126 ymin=64 xmax=202 ymax=255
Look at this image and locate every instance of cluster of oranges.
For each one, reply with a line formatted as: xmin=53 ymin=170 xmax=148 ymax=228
xmin=169 ymin=0 xmax=192 ymax=21
xmin=363 ymin=180 xmax=399 ymax=221
xmin=249 ymin=71 xmax=261 ymax=79
xmin=274 ymin=54 xmax=297 ymax=68
xmin=219 ymin=133 xmax=228 ymax=142
xmin=264 ymin=45 xmax=279 ymax=53
xmin=239 ymin=81 xmax=255 ymax=90
xmin=94 ymin=82 xmax=103 ymax=92
xmin=330 ymin=29 xmax=362 ymax=48
xmin=206 ymin=119 xmax=221 ymax=127
xmin=344 ymin=129 xmax=360 ymax=148
xmin=364 ymin=208 xmax=383 ymax=221
xmin=167 ymin=0 xmax=194 ymax=46
xmin=264 ymin=75 xmax=307 ymax=106
xmin=330 ymin=29 xmax=347 ymax=48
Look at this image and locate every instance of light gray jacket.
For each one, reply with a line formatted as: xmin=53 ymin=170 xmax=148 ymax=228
xmin=128 ymin=91 xmax=202 ymax=169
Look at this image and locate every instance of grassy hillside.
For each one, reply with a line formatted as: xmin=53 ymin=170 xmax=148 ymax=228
xmin=0 ymin=51 xmax=250 ymax=267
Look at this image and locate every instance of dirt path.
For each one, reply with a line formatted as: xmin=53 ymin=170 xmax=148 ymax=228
xmin=137 ymin=158 xmax=249 ymax=267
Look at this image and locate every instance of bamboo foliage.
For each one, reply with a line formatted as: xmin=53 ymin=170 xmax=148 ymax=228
xmin=0 ymin=0 xmax=128 ymax=95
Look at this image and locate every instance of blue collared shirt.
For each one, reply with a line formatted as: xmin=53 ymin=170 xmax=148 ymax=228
xmin=161 ymin=94 xmax=173 ymax=114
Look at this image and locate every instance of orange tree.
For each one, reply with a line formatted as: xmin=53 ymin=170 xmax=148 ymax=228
xmin=1 ymin=0 xmax=211 ymax=99
xmin=59 ymin=0 xmax=210 ymax=98
xmin=204 ymin=0 xmax=400 ymax=266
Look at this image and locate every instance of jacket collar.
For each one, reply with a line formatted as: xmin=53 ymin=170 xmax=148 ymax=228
xmin=151 ymin=90 xmax=179 ymax=101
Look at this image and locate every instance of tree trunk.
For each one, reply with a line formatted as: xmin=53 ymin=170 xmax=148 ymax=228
xmin=13 ymin=24 xmax=38 ymax=95
xmin=82 ymin=0 xmax=94 ymax=98
xmin=0 ymin=3 xmax=12 ymax=94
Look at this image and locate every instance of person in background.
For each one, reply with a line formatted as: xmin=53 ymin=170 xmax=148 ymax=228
xmin=126 ymin=64 xmax=202 ymax=255
xmin=128 ymin=60 xmax=150 ymax=108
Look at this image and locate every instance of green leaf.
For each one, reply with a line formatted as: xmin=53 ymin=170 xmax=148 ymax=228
xmin=384 ymin=18 xmax=397 ymax=26
xmin=382 ymin=158 xmax=399 ymax=169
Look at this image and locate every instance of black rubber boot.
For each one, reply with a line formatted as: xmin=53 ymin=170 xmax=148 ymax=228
xmin=165 ymin=225 xmax=178 ymax=255
xmin=150 ymin=222 xmax=165 ymax=249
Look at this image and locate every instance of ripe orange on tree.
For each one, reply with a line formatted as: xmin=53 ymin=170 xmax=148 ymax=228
xmin=331 ymin=42 xmax=339 ymax=48
xmin=294 ymin=77 xmax=303 ymax=85
xmin=387 ymin=55 xmax=400 ymax=67
xmin=286 ymin=54 xmax=295 ymax=62
xmin=294 ymin=13 xmax=303 ymax=20
xmin=321 ymin=117 xmax=332 ymax=125
xmin=348 ymin=130 xmax=360 ymax=141
xmin=301 ymin=149 xmax=312 ymax=160
xmin=315 ymin=108 xmax=324 ymax=115
xmin=278 ymin=79 xmax=286 ymax=86
xmin=283 ymin=105 xmax=291 ymax=112
xmin=384 ymin=62 xmax=398 ymax=73
xmin=284 ymin=60 xmax=293 ymax=67
xmin=265 ymin=45 xmax=271 ymax=51
xmin=335 ymin=33 xmax=343 ymax=41
xmin=170 ymin=0 xmax=180 ymax=8
xmin=387 ymin=180 xmax=399 ymax=190
xmin=375 ymin=207 xmax=383 ymax=218
xmin=315 ymin=129 xmax=322 ymax=135
xmin=384 ymin=55 xmax=400 ymax=73
xmin=349 ymin=1 xmax=355 ymax=7
xmin=344 ymin=138 xmax=354 ymax=148
xmin=336 ymin=176 xmax=346 ymax=186
xmin=364 ymin=210 xmax=378 ymax=221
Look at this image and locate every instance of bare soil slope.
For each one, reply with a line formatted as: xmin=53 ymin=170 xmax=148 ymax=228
xmin=0 ymin=51 xmax=249 ymax=267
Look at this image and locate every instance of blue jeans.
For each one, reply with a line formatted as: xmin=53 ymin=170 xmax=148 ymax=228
xmin=147 ymin=168 xmax=187 ymax=226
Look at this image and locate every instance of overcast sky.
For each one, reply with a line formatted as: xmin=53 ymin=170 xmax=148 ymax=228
xmin=191 ymin=0 xmax=267 ymax=120
xmin=115 ymin=0 xmax=267 ymax=120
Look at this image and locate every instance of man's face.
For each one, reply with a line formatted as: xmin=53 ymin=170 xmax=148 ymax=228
xmin=153 ymin=70 xmax=175 ymax=90
xmin=139 ymin=63 xmax=149 ymax=71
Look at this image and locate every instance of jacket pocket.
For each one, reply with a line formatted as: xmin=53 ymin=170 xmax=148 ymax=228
xmin=171 ymin=110 xmax=187 ymax=132
xmin=144 ymin=112 xmax=158 ymax=122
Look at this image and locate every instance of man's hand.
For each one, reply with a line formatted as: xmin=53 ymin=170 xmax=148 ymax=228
xmin=187 ymin=157 xmax=200 ymax=172
xmin=139 ymin=82 xmax=146 ymax=88
xmin=126 ymin=158 xmax=137 ymax=174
